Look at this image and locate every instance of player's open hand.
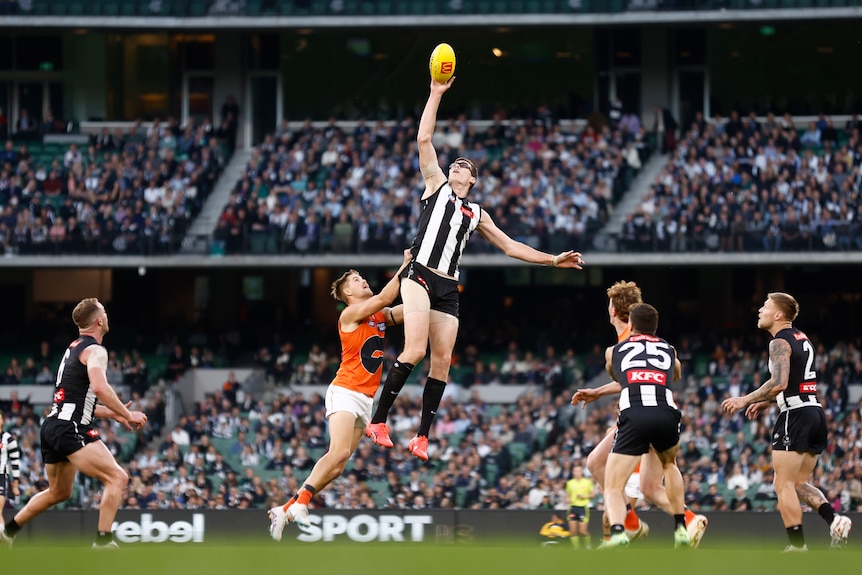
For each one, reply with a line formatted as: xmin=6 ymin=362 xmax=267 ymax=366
xmin=552 ymin=251 xmax=585 ymax=270
xmin=744 ymin=401 xmax=769 ymax=420
xmin=571 ymin=388 xmax=600 ymax=408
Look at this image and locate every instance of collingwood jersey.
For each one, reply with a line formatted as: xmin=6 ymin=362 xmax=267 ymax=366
xmin=612 ymin=333 xmax=679 ymax=411
xmin=47 ymin=335 xmax=100 ymax=426
xmin=411 ymin=182 xmax=481 ymax=280
xmin=0 ymin=430 xmax=20 ymax=480
xmin=773 ymin=327 xmax=821 ymax=413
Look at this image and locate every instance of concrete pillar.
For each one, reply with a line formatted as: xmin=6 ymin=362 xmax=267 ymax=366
xmin=640 ymin=28 xmax=669 ymax=127
xmin=213 ymin=32 xmax=245 ymax=150
xmin=64 ymin=33 xmax=108 ymax=122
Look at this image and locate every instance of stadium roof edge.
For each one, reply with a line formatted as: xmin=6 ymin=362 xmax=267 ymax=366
xmin=0 ymin=252 xmax=856 ymax=268
xmin=2 ymin=8 xmax=862 ymax=29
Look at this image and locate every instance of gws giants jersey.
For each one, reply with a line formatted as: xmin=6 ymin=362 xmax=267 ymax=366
xmin=332 ymin=311 xmax=387 ymax=397
xmin=411 ymin=182 xmax=481 ymax=281
xmin=612 ymin=333 xmax=679 ymax=411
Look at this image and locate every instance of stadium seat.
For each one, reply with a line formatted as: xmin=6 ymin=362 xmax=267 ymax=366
xmin=484 ymin=462 xmax=499 ymax=485
xmin=508 ymin=442 xmax=529 ymax=466
xmin=246 ymin=0 xmax=264 ymax=14
xmin=99 ymin=0 xmax=121 ymax=16
xmin=455 ymin=486 xmax=468 ymax=507
xmin=189 ymin=0 xmax=208 ymax=16
xmin=120 ymin=0 xmax=136 ymax=15
xmin=534 ymin=428 xmax=549 ymax=450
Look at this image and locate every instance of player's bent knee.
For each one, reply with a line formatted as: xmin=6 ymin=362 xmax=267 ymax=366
xmin=108 ymin=466 xmax=129 ymax=488
xmin=401 ymin=348 xmax=426 ymax=364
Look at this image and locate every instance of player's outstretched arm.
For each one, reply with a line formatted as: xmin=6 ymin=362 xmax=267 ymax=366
xmin=722 ymin=338 xmax=790 ymax=414
xmin=341 ymin=249 xmax=412 ymax=326
xmin=571 ymin=381 xmax=623 ymax=408
xmin=82 ymin=345 xmax=144 ymax=428
xmin=95 ymin=401 xmax=148 ymax=431
xmin=477 ymin=210 xmax=584 ymax=269
xmin=417 ymin=79 xmax=453 ymax=197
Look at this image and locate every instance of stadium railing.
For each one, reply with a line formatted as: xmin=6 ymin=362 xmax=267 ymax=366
xmin=5 ymin=0 xmax=859 ymax=18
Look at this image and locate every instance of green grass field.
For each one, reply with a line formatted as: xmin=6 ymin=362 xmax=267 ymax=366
xmin=3 ymin=540 xmax=859 ymax=575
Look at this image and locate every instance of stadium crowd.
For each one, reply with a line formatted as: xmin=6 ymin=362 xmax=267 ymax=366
xmin=213 ymin=110 xmax=648 ymax=255
xmin=0 ymin=116 xmax=228 ymax=256
xmin=619 ymin=111 xmax=862 ymax=252
xmin=5 ymin=108 xmax=862 ymax=257
xmin=2 ymin=335 xmax=861 ymax=517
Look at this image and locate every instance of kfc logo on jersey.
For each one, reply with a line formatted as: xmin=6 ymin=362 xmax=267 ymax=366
xmin=54 ymin=389 xmax=65 ymax=403
xmin=627 ymin=370 xmax=667 ymax=385
xmin=459 ymin=206 xmax=474 ymax=218
xmin=800 ymin=383 xmax=817 ymax=393
xmin=793 ymin=332 xmax=808 ymax=341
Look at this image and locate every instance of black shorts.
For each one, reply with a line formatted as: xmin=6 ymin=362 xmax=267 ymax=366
xmin=40 ymin=418 xmax=102 ymax=464
xmin=568 ymin=505 xmax=589 ymax=523
xmin=401 ymin=260 xmax=460 ymax=317
xmin=612 ymin=406 xmax=681 ymax=456
xmin=0 ymin=474 xmax=7 ymax=497
xmin=772 ymin=407 xmax=827 ymax=454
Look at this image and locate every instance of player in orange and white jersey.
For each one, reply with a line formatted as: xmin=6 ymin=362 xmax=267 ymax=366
xmin=267 ymin=250 xmax=412 ymax=541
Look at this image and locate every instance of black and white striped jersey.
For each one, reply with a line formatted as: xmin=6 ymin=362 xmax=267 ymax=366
xmin=46 ymin=335 xmax=100 ymax=426
xmin=0 ymin=430 xmax=20 ymax=480
xmin=772 ymin=327 xmax=821 ymax=413
xmin=611 ymin=333 xmax=679 ymax=411
xmin=411 ymin=182 xmax=482 ymax=280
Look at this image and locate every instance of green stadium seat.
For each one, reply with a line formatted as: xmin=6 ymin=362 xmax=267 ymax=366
xmin=247 ymin=0 xmax=263 ymax=14
xmin=455 ymin=486 xmax=468 ymax=507
xmin=189 ymin=0 xmax=208 ymax=16
xmin=507 ymin=441 xmax=529 ymax=466
xmin=120 ymin=1 xmax=136 ymax=15
xmin=50 ymin=2 xmax=67 ymax=15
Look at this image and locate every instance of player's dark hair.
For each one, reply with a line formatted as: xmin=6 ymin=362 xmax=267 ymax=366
xmin=630 ymin=303 xmax=659 ymax=335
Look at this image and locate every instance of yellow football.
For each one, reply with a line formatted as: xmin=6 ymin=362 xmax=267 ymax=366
xmin=429 ymin=43 xmax=456 ymax=83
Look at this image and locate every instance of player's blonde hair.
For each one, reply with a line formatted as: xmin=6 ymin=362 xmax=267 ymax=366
xmin=767 ymin=292 xmax=799 ymax=322
xmin=72 ymin=298 xmax=102 ymax=329
xmin=331 ymin=269 xmax=360 ymax=303
xmin=606 ymin=281 xmax=642 ymax=323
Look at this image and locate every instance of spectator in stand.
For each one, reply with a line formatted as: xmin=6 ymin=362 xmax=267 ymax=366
xmin=165 ymin=344 xmax=189 ymax=383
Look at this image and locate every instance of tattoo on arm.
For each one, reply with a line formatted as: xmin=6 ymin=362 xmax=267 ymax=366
xmin=746 ymin=339 xmax=791 ymax=405
xmin=796 ymin=483 xmax=828 ymax=509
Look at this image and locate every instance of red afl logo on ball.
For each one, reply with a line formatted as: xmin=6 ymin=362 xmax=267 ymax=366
xmin=441 ymin=62 xmax=453 ymax=74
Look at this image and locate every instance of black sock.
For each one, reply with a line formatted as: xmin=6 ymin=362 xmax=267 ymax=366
xmin=4 ymin=519 xmax=22 ymax=538
xmin=417 ymin=377 xmax=446 ymax=437
xmin=787 ymin=525 xmax=805 ymax=548
xmin=674 ymin=514 xmax=686 ymax=530
xmin=817 ymin=503 xmax=836 ymax=525
xmin=371 ymin=361 xmax=414 ymax=424
xmin=96 ymin=530 xmax=113 ymax=545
